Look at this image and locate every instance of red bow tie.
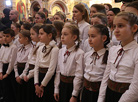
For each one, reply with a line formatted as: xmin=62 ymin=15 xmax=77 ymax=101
xmin=64 ymin=51 xmax=70 ymax=56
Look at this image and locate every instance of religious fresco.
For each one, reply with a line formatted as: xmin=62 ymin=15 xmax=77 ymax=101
xmin=16 ymin=0 xmax=26 ymax=21
xmin=52 ymin=5 xmax=63 ymax=15
xmin=0 ymin=0 xmax=5 ymax=18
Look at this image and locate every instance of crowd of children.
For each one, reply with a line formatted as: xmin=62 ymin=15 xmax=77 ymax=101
xmin=0 ymin=1 xmax=138 ymax=102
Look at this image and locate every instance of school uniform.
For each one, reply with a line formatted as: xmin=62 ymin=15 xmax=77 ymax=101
xmin=20 ymin=42 xmax=43 ymax=102
xmin=54 ymin=45 xmax=84 ymax=102
xmin=14 ymin=43 xmax=32 ymax=102
xmin=81 ymin=48 xmax=107 ymax=102
xmin=78 ymin=20 xmax=90 ymax=49
xmin=34 ymin=40 xmax=59 ymax=102
xmin=98 ymin=40 xmax=138 ymax=102
xmin=13 ymin=34 xmax=22 ymax=48
xmin=0 ymin=42 xmax=17 ymax=102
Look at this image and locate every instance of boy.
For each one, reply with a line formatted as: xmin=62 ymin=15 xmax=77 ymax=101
xmin=0 ymin=28 xmax=17 ymax=102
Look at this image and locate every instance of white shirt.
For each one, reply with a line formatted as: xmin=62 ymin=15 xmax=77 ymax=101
xmin=83 ymin=39 xmax=92 ymax=53
xmin=13 ymin=34 xmax=22 ymax=48
xmin=78 ymin=20 xmax=90 ymax=49
xmin=0 ymin=42 xmax=17 ymax=74
xmin=34 ymin=40 xmax=59 ymax=87
xmin=54 ymin=45 xmax=84 ymax=96
xmin=84 ymin=48 xmax=107 ymax=82
xmin=14 ymin=43 xmax=32 ymax=78
xmin=98 ymin=40 xmax=138 ymax=102
xmin=20 ymin=42 xmax=44 ymax=79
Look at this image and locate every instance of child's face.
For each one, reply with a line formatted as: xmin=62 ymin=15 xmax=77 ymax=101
xmin=107 ymin=11 xmax=115 ymax=25
xmin=125 ymin=7 xmax=138 ymax=16
xmin=35 ymin=14 xmax=44 ymax=23
xmin=39 ymin=28 xmax=51 ymax=45
xmin=90 ymin=7 xmax=97 ymax=18
xmin=73 ymin=7 xmax=84 ymax=22
xmin=30 ymin=28 xmax=39 ymax=42
xmin=113 ymin=16 xmax=137 ymax=45
xmin=91 ymin=17 xmax=103 ymax=26
xmin=21 ymin=25 xmax=25 ymax=31
xmin=11 ymin=24 xmax=19 ymax=34
xmin=3 ymin=34 xmax=14 ymax=44
xmin=0 ymin=33 xmax=4 ymax=44
xmin=88 ymin=27 xmax=105 ymax=51
xmin=18 ymin=33 xmax=28 ymax=45
xmin=61 ymin=27 xmax=76 ymax=47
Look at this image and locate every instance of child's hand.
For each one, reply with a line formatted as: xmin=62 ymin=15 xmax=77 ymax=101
xmin=24 ymin=76 xmax=29 ymax=82
xmin=70 ymin=96 xmax=77 ymax=102
xmin=35 ymin=85 xmax=44 ymax=98
xmin=54 ymin=93 xmax=59 ymax=101
xmin=3 ymin=74 xmax=8 ymax=79
xmin=0 ymin=73 xmax=3 ymax=80
xmin=16 ymin=76 xmax=22 ymax=84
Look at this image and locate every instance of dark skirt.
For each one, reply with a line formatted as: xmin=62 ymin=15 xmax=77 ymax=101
xmin=35 ymin=72 xmax=56 ymax=102
xmin=26 ymin=77 xmax=36 ymax=102
xmin=59 ymin=80 xmax=80 ymax=102
xmin=16 ymin=66 xmax=27 ymax=102
xmin=2 ymin=63 xmax=16 ymax=102
xmin=105 ymin=86 xmax=123 ymax=102
xmin=81 ymin=87 xmax=99 ymax=102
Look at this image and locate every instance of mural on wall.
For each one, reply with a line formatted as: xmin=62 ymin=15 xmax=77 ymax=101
xmin=16 ymin=0 xmax=26 ymax=21
xmin=52 ymin=5 xmax=63 ymax=15
xmin=0 ymin=0 xmax=5 ymax=18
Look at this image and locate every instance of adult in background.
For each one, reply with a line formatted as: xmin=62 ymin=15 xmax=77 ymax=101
xmin=1 ymin=8 xmax=12 ymax=28
xmin=39 ymin=8 xmax=52 ymax=24
xmin=9 ymin=10 xmax=23 ymax=25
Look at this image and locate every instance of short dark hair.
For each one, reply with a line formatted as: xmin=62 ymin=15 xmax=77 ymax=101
xmin=28 ymin=17 xmax=34 ymax=22
xmin=42 ymin=8 xmax=48 ymax=17
xmin=3 ymin=28 xmax=15 ymax=37
xmin=22 ymin=22 xmax=32 ymax=30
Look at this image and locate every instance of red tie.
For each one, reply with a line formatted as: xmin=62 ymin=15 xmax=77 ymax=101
xmin=64 ymin=51 xmax=70 ymax=56
xmin=114 ymin=48 xmax=124 ymax=68
xmin=90 ymin=52 xmax=99 ymax=65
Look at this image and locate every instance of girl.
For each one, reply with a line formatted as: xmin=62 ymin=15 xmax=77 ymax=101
xmin=14 ymin=30 xmax=32 ymax=102
xmin=34 ymin=24 xmax=59 ymax=102
xmin=11 ymin=23 xmax=22 ymax=48
xmin=35 ymin=12 xmax=46 ymax=24
xmin=81 ymin=24 xmax=110 ymax=102
xmin=98 ymin=12 xmax=138 ymax=102
xmin=53 ymin=20 xmax=64 ymax=47
xmin=107 ymin=8 xmax=120 ymax=45
xmin=54 ymin=24 xmax=84 ymax=102
xmin=90 ymin=4 xmax=106 ymax=18
xmin=73 ymin=3 xmax=90 ymax=49
xmin=54 ymin=11 xmax=66 ymax=22
xmin=20 ymin=22 xmax=32 ymax=31
xmin=104 ymin=3 xmax=112 ymax=14
xmin=20 ymin=23 xmax=43 ymax=102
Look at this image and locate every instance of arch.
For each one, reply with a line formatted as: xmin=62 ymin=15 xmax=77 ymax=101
xmin=30 ymin=1 xmax=41 ymax=16
xmin=49 ymin=0 xmax=68 ymax=15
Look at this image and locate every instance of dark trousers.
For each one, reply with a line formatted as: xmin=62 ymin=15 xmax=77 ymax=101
xmin=2 ymin=64 xmax=16 ymax=102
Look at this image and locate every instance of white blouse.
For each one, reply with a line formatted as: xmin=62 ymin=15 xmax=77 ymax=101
xmin=98 ymin=40 xmax=138 ymax=102
xmin=14 ymin=43 xmax=32 ymax=78
xmin=34 ymin=40 xmax=59 ymax=87
xmin=84 ymin=48 xmax=107 ymax=82
xmin=54 ymin=45 xmax=84 ymax=97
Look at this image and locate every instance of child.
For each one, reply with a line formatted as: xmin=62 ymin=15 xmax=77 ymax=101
xmin=11 ymin=23 xmax=22 ymax=48
xmin=54 ymin=24 xmax=84 ymax=102
xmin=21 ymin=22 xmax=32 ymax=31
xmin=14 ymin=30 xmax=32 ymax=102
xmin=73 ymin=3 xmax=90 ymax=49
xmin=34 ymin=24 xmax=59 ymax=102
xmin=53 ymin=20 xmax=64 ymax=47
xmin=81 ymin=24 xmax=110 ymax=102
xmin=0 ymin=28 xmax=17 ymax=102
xmin=20 ymin=23 xmax=43 ymax=102
xmin=54 ymin=11 xmax=66 ymax=22
xmin=98 ymin=12 xmax=138 ymax=102
xmin=0 ymin=32 xmax=4 ymax=48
